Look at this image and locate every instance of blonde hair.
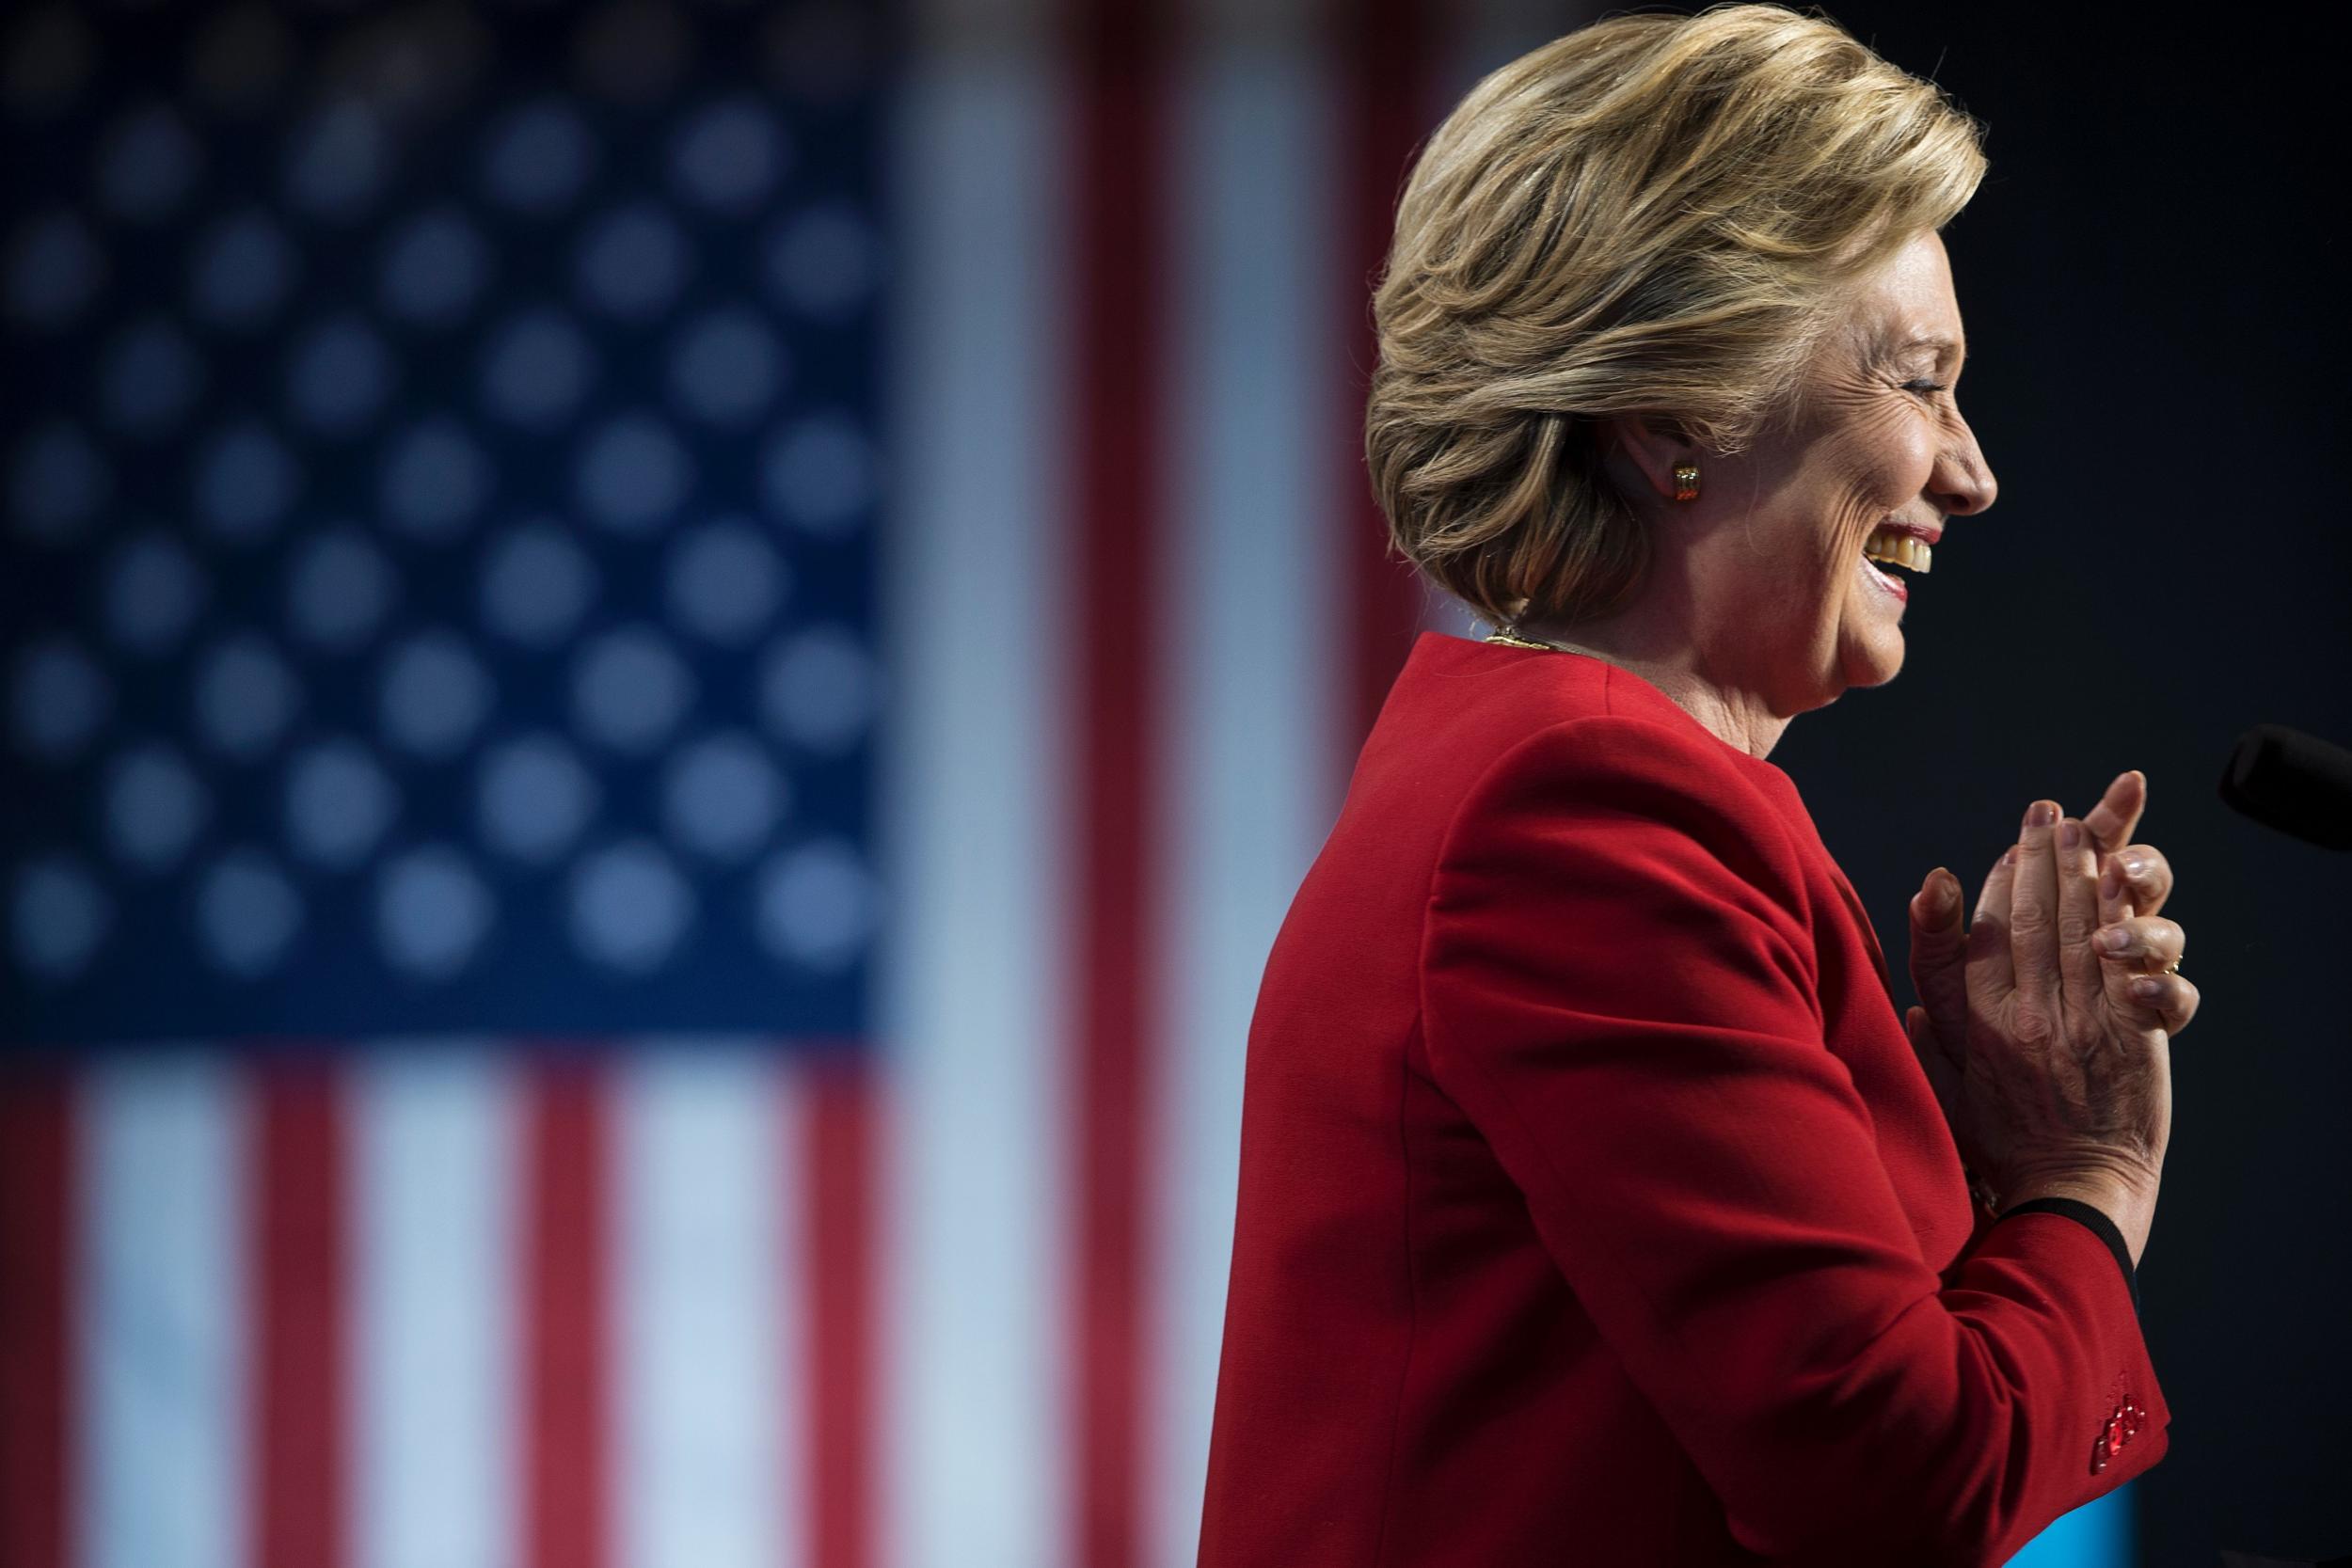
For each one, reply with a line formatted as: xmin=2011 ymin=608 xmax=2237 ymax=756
xmin=1365 ymin=3 xmax=1986 ymax=627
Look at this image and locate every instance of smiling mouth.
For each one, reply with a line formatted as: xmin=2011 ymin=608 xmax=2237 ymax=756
xmin=1858 ymin=522 xmax=1934 ymax=603
xmin=1862 ymin=523 xmax=1933 ymax=575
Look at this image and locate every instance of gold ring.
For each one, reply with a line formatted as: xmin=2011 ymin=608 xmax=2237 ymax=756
xmin=2161 ymin=958 xmax=2181 ymax=976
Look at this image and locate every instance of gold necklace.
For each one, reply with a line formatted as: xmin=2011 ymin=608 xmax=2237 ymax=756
xmin=1486 ymin=626 xmax=1612 ymax=660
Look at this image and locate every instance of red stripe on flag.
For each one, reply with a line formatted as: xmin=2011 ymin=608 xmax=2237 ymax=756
xmin=1072 ymin=5 xmax=1169 ymax=1566
xmin=1341 ymin=0 xmax=1438 ymax=752
xmin=524 ymin=1056 xmax=609 ymax=1568
xmin=803 ymin=1055 xmax=876 ymax=1568
xmin=0 ymin=1069 xmax=72 ymax=1568
xmin=254 ymin=1062 xmax=348 ymax=1568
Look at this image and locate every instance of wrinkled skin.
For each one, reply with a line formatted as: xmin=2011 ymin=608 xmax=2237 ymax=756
xmin=1523 ymin=230 xmax=2196 ymax=1246
xmin=1906 ymin=773 xmax=2199 ymax=1228
xmin=1532 ymin=229 xmax=1997 ymax=760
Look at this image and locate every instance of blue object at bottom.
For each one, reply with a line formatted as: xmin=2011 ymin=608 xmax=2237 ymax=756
xmin=2008 ymin=1482 xmax=2132 ymax=1568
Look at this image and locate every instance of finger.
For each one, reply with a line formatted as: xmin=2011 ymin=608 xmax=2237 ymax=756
xmin=1966 ymin=842 xmax=2019 ymax=1010
xmin=2097 ymin=842 xmax=2173 ymax=922
xmin=2096 ymin=843 xmax=2130 ymax=932
xmin=2122 ymin=972 xmax=2201 ymax=1037
xmin=1908 ymin=867 xmax=1969 ymax=1034
xmin=2091 ymin=915 xmax=2185 ymax=974
xmin=2010 ymin=800 xmax=2062 ymax=1021
xmin=1973 ymin=843 xmax=2015 ymax=926
xmin=2083 ymin=769 xmax=2146 ymax=859
xmin=2057 ymin=816 xmax=2106 ymax=1018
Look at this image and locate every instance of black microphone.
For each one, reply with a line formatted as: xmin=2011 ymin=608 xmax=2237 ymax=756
xmin=2219 ymin=723 xmax=2352 ymax=850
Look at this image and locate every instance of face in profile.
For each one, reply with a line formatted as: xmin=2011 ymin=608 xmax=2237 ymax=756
xmin=1688 ymin=230 xmax=1999 ymax=715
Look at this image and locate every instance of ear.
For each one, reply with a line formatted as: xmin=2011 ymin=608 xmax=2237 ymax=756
xmin=1600 ymin=413 xmax=1701 ymax=504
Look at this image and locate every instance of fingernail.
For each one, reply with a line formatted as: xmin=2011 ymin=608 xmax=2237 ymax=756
xmin=2059 ymin=818 xmax=2083 ymax=849
xmin=2025 ymin=800 xmax=2058 ymax=829
xmin=2130 ymin=975 xmax=2166 ymax=1002
xmin=2121 ymin=851 xmax=2150 ymax=880
xmin=2095 ymin=926 xmax=2131 ymax=954
xmin=2001 ymin=845 xmax=2020 ymax=866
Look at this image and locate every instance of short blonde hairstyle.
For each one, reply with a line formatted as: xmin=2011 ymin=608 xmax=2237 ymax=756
xmin=1365 ymin=4 xmax=1986 ymax=627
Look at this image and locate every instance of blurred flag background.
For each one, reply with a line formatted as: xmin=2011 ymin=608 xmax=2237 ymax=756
xmin=0 ymin=2 xmax=2125 ymax=1567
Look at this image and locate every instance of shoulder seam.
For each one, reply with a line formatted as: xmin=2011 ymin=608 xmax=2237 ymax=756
xmin=1432 ymin=711 xmax=1798 ymax=879
xmin=1416 ymin=711 xmax=1821 ymax=1030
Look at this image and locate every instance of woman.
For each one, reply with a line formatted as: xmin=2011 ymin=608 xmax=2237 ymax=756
xmin=1197 ymin=7 xmax=2198 ymax=1565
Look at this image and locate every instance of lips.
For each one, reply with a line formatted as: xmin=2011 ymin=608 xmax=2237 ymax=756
xmin=1858 ymin=549 xmax=1908 ymax=602
xmin=1860 ymin=517 xmax=1936 ymax=603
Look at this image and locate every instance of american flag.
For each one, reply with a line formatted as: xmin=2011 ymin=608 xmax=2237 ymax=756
xmin=0 ymin=3 xmax=2131 ymax=1566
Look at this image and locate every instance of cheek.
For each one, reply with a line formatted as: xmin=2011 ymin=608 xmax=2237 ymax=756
xmin=1859 ymin=405 xmax=1940 ymax=499
xmin=1817 ymin=409 xmax=1938 ymax=544
xmin=1888 ymin=421 xmax=1940 ymax=492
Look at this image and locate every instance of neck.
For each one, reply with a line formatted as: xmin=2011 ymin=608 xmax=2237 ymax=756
xmin=1513 ymin=600 xmax=1793 ymax=761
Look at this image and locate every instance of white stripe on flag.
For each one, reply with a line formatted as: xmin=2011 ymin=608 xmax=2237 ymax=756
xmin=1152 ymin=28 xmax=1344 ymax=1568
xmin=615 ymin=1046 xmax=800 ymax=1568
xmin=78 ymin=1053 xmax=247 ymax=1568
xmin=882 ymin=28 xmax=1073 ymax=1568
xmin=352 ymin=1045 xmax=519 ymax=1568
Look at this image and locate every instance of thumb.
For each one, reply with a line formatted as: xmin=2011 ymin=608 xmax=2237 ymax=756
xmin=1907 ymin=867 xmax=1969 ymax=1022
xmin=1904 ymin=1003 xmax=1961 ymax=1112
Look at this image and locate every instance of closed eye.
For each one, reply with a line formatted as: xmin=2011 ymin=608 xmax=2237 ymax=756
xmin=1902 ymin=379 xmax=1949 ymax=397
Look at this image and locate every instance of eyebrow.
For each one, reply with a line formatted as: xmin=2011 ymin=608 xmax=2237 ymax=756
xmin=1899 ymin=335 xmax=1964 ymax=364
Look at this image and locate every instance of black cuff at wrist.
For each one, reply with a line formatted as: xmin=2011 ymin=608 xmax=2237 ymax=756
xmin=1998 ymin=1196 xmax=2139 ymax=1314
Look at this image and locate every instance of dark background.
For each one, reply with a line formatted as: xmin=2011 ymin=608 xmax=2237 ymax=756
xmin=1767 ymin=5 xmax=2352 ymax=1561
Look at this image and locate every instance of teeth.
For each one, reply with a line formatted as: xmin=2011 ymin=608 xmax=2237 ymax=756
xmin=1862 ymin=527 xmax=1932 ymax=575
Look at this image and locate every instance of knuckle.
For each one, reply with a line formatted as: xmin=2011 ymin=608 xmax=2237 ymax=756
xmin=2010 ymin=1003 xmax=2057 ymax=1046
xmin=2058 ymin=912 xmax=2097 ymax=947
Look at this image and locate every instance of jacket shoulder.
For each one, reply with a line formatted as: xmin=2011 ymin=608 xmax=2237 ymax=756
xmin=1435 ymin=712 xmax=1811 ymax=903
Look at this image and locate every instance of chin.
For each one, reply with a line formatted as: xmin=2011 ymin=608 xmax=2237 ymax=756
xmin=1836 ymin=623 xmax=1906 ymax=691
xmin=1847 ymin=640 xmax=1904 ymax=689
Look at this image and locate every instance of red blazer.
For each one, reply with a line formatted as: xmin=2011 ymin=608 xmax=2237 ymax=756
xmin=1197 ymin=633 xmax=2168 ymax=1567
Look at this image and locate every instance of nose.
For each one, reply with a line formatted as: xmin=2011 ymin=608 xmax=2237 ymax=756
xmin=1930 ymin=414 xmax=1997 ymax=516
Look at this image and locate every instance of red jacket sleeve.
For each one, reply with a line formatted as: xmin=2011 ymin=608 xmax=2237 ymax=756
xmin=1419 ymin=717 xmax=2169 ymax=1567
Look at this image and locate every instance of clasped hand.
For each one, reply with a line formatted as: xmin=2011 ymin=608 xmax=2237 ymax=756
xmin=1903 ymin=770 xmax=2200 ymax=1220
